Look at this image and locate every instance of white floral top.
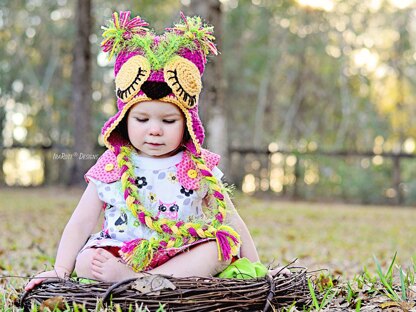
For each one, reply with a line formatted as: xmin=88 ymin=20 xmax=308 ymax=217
xmin=83 ymin=151 xmax=223 ymax=249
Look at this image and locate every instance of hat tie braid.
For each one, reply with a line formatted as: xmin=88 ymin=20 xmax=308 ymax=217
xmin=116 ymin=146 xmax=240 ymax=271
xmin=190 ymin=154 xmax=241 ymax=260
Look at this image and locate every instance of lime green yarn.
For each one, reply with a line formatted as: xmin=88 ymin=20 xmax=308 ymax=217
xmin=102 ymin=14 xmax=216 ymax=66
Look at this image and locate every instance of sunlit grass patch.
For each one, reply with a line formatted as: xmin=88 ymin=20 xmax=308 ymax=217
xmin=234 ymin=195 xmax=416 ymax=277
xmin=2 ymin=188 xmax=416 ymax=310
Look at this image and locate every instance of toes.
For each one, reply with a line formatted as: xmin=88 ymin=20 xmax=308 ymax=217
xmin=93 ymin=248 xmax=115 ymax=261
xmin=91 ymin=258 xmax=103 ymax=269
xmin=92 ymin=249 xmax=108 ymax=263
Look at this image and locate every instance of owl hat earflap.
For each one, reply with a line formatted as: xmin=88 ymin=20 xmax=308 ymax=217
xmin=99 ymin=12 xmax=241 ymax=272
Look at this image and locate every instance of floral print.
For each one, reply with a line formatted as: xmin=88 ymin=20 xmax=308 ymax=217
xmin=148 ymin=192 xmax=157 ymax=203
xmin=180 ymin=186 xmax=194 ymax=197
xmin=82 ymin=152 xmax=223 ymax=253
xmin=135 ymin=176 xmax=148 ymax=188
xmin=168 ymin=172 xmax=178 ymax=183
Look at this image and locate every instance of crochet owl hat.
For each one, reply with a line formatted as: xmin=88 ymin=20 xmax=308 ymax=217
xmin=101 ymin=11 xmax=218 ymax=156
xmin=99 ymin=12 xmax=240 ymax=272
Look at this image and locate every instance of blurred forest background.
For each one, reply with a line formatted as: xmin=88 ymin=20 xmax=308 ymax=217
xmin=2 ymin=0 xmax=416 ymax=205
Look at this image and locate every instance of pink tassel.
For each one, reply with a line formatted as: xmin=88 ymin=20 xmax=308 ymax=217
xmin=180 ymin=11 xmax=188 ymax=26
xmin=216 ymin=230 xmax=239 ymax=261
xmin=101 ymin=40 xmax=114 ymax=53
xmin=119 ymin=11 xmax=130 ymax=28
xmin=120 ymin=238 xmax=143 ymax=254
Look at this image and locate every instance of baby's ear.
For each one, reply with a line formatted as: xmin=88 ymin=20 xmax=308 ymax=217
xmin=101 ymin=11 xmax=150 ymax=60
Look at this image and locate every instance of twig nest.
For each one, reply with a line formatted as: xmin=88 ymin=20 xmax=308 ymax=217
xmin=20 ymin=267 xmax=311 ymax=311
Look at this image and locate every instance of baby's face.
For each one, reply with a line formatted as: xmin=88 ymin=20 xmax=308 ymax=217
xmin=127 ymin=101 xmax=185 ymax=158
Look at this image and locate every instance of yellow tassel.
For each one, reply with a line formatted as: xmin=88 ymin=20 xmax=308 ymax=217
xmin=145 ymin=216 xmax=154 ymax=229
xmin=113 ymin=12 xmax=120 ymax=29
xmin=216 ymin=238 xmax=222 ymax=261
xmin=171 ymin=225 xmax=179 ymax=234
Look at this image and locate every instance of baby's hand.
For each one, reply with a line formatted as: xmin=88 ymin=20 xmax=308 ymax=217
xmin=25 ymin=267 xmax=69 ymax=291
xmin=269 ymin=266 xmax=291 ymax=277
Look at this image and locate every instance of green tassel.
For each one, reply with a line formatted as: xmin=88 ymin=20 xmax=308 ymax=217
xmin=131 ymin=240 xmax=153 ymax=271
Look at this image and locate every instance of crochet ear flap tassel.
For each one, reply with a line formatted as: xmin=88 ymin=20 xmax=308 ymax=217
xmin=215 ymin=225 xmax=240 ymax=261
xmin=119 ymin=238 xmax=155 ymax=272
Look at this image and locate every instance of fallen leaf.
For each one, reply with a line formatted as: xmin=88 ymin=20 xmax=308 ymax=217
xmin=379 ymin=301 xmax=401 ymax=309
xmin=39 ymin=296 xmax=65 ymax=312
xmin=132 ymin=275 xmax=176 ymax=295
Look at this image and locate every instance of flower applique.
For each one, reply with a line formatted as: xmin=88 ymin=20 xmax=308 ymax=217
xmin=168 ymin=172 xmax=178 ymax=184
xmin=180 ymin=186 xmax=194 ymax=197
xmin=135 ymin=176 xmax=148 ymax=189
xmin=148 ymin=192 xmax=157 ymax=203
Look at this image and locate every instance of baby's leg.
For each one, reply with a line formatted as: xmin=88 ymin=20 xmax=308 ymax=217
xmin=74 ymin=248 xmax=97 ymax=279
xmin=76 ymin=241 xmax=230 ymax=283
xmin=75 ymin=248 xmax=139 ymax=281
xmin=149 ymin=241 xmax=231 ymax=277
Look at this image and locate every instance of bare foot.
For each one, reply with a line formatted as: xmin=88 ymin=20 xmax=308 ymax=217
xmin=90 ymin=249 xmax=139 ymax=282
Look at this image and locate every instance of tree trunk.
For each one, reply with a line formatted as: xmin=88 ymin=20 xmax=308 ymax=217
xmin=186 ymin=0 xmax=229 ymax=175
xmin=69 ymin=0 xmax=93 ymax=186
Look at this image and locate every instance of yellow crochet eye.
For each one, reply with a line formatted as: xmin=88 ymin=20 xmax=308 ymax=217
xmin=115 ymin=55 xmax=150 ymax=102
xmin=164 ymin=56 xmax=202 ymax=109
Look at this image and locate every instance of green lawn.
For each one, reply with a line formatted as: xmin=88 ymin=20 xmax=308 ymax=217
xmin=236 ymin=196 xmax=416 ymax=277
xmin=1 ymin=187 xmax=416 ymax=310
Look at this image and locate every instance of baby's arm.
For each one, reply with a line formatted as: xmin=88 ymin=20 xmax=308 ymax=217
xmin=25 ymin=182 xmax=103 ymax=290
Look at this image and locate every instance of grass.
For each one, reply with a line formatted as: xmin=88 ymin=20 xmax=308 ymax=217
xmin=2 ymin=187 xmax=416 ymax=310
xmin=236 ymin=195 xmax=416 ymax=277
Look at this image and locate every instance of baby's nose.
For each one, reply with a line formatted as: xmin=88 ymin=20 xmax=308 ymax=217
xmin=149 ymin=122 xmax=163 ymax=135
